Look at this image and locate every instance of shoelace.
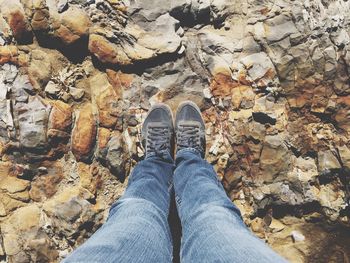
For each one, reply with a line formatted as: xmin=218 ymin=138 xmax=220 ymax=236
xmin=177 ymin=123 xmax=203 ymax=152
xmin=146 ymin=125 xmax=170 ymax=155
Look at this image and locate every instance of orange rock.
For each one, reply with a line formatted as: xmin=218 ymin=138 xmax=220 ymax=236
xmin=95 ymin=86 xmax=120 ymax=128
xmin=48 ymin=100 xmax=72 ymax=132
xmin=89 ymin=34 xmax=119 ymax=64
xmin=0 ymin=0 xmax=33 ymax=43
xmin=98 ymin=127 xmax=111 ymax=151
xmin=106 ymin=69 xmax=133 ymax=96
xmin=2 ymin=48 xmax=20 ymax=65
xmin=77 ymin=162 xmax=97 ymax=195
xmin=210 ymin=70 xmax=239 ymax=97
xmin=71 ymin=103 xmax=97 ymax=161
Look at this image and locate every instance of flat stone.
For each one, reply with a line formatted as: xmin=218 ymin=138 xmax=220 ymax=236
xmin=45 ymin=81 xmax=61 ymax=98
xmin=0 ymin=176 xmax=29 ymax=193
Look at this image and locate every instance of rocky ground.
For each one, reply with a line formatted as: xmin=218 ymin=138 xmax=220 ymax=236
xmin=0 ymin=0 xmax=350 ymax=262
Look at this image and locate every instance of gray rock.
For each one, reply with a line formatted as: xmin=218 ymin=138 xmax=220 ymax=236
xmin=317 ymin=150 xmax=342 ymax=173
xmin=241 ymin=52 xmax=276 ymax=82
xmin=106 ymin=135 xmax=127 ymax=179
xmin=57 ymin=0 xmax=69 ymax=13
xmin=45 ymin=81 xmax=61 ymax=98
xmin=16 ymin=97 xmax=50 ymax=150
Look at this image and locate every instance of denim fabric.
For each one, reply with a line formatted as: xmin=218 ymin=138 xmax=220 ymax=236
xmin=63 ymin=149 xmax=287 ymax=263
xmin=174 ymin=149 xmax=287 ymax=263
xmin=63 ymin=151 xmax=174 ymax=263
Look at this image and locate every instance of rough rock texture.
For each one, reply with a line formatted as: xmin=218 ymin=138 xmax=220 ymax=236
xmin=1 ymin=0 xmax=350 ymax=262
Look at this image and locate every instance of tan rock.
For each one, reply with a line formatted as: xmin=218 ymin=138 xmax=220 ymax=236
xmin=88 ymin=34 xmax=124 ymax=65
xmin=71 ymin=103 xmax=97 ymax=162
xmin=0 ymin=201 xmax=7 ymax=216
xmin=334 ymin=96 xmax=350 ymax=133
xmin=89 ymin=14 xmax=180 ymax=66
xmin=0 ymin=0 xmax=33 ymax=43
xmin=1 ymin=204 xmax=58 ymax=262
xmin=0 ymin=176 xmax=29 ymax=193
xmin=29 ymin=161 xmax=63 ymax=202
xmin=1 ymin=193 xmax=26 ymax=214
xmin=90 ymin=73 xmax=122 ymax=128
xmin=317 ymin=150 xmax=341 ymax=173
xmin=55 ymin=7 xmax=91 ymax=45
xmin=106 ymin=69 xmax=133 ymax=95
xmin=231 ymin=85 xmax=255 ymax=109
xmin=48 ymin=100 xmax=72 ymax=132
xmin=98 ymin=127 xmax=111 ymax=151
xmin=338 ymin=145 xmax=350 ymax=169
xmin=0 ymin=46 xmax=28 ymax=66
xmin=21 ymin=0 xmax=50 ymax=31
xmin=78 ymin=162 xmax=97 ymax=195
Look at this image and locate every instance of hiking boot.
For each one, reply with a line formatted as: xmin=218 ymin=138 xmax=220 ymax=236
xmin=175 ymin=101 xmax=206 ymax=157
xmin=141 ymin=103 xmax=174 ymax=158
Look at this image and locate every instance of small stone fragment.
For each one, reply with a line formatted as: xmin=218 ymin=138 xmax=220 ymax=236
xmin=291 ymin=230 xmax=305 ymax=242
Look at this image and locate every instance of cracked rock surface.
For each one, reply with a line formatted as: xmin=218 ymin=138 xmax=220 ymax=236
xmin=1 ymin=0 xmax=350 ymax=262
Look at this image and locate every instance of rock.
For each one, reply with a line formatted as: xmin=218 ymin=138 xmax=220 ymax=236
xmin=260 ymin=135 xmax=290 ymax=183
xmin=231 ymin=85 xmax=255 ymax=109
xmin=12 ymin=74 xmax=34 ymax=102
xmin=240 ymin=52 xmax=276 ymax=85
xmin=71 ymin=103 xmax=97 ymax=162
xmin=27 ymin=49 xmax=52 ymax=90
xmin=89 ymin=13 xmax=181 ymax=66
xmin=317 ymin=183 xmax=346 ymax=221
xmin=90 ymin=73 xmax=121 ymax=128
xmin=210 ymin=69 xmax=239 ymax=97
xmin=338 ymin=145 xmax=350 ymax=169
xmin=53 ymin=6 xmax=91 ymax=45
xmin=20 ymin=0 xmax=50 ymax=31
xmin=43 ymin=186 xmax=102 ymax=241
xmin=269 ymin=218 xmax=285 ymax=232
xmin=48 ymin=100 xmax=72 ymax=132
xmin=291 ymin=230 xmax=305 ymax=242
xmin=57 ymin=0 xmax=68 ymax=13
xmin=1 ymin=204 xmax=58 ymax=262
xmin=16 ymin=97 xmax=50 ymax=151
xmin=317 ymin=150 xmax=341 ymax=174
xmin=45 ymin=81 xmax=61 ymax=98
xmin=69 ymin=87 xmax=85 ymax=100
xmin=77 ymin=162 xmax=97 ymax=195
xmin=288 ymin=156 xmax=318 ymax=183
xmin=0 ymin=176 xmax=29 ymax=193
xmin=0 ymin=0 xmax=33 ymax=43
xmin=29 ymin=162 xmax=64 ymax=202
xmin=106 ymin=134 xmax=128 ymax=180
xmin=0 ymin=46 xmax=28 ymax=66
xmin=264 ymin=15 xmax=298 ymax=43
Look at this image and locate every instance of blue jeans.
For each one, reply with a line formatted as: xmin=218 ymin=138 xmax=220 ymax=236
xmin=64 ymin=149 xmax=287 ymax=263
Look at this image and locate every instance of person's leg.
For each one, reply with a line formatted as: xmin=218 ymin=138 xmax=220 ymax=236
xmin=173 ymin=101 xmax=287 ymax=263
xmin=63 ymin=104 xmax=175 ymax=263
